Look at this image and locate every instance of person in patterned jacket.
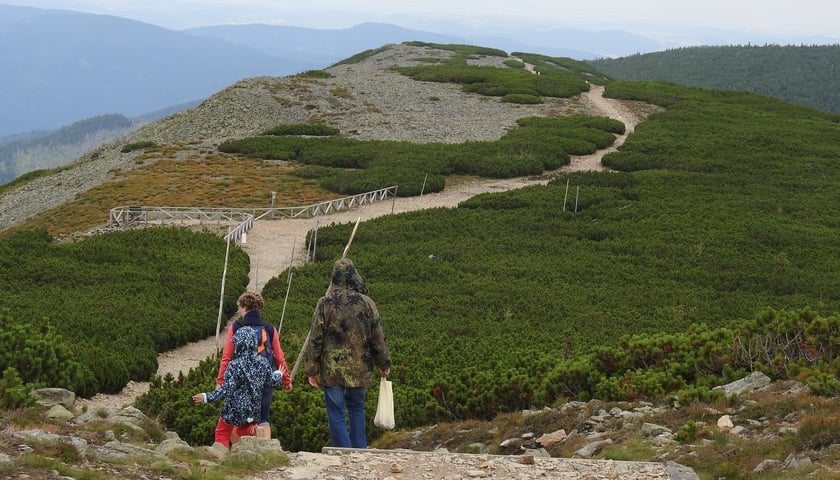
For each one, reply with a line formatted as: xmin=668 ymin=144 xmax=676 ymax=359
xmin=304 ymin=257 xmax=391 ymax=448
xmin=193 ymin=327 xmax=283 ymax=449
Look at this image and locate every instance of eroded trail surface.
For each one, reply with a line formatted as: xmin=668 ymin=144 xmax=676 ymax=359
xmin=78 ymin=85 xmax=641 ymax=412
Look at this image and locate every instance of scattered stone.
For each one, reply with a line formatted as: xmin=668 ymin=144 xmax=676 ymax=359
xmin=31 ymin=388 xmax=76 ymax=408
xmin=786 ymin=453 xmax=813 ymax=468
xmin=574 ymin=439 xmax=613 ymax=458
xmin=464 ymin=442 xmax=488 ymax=454
xmin=46 ymin=404 xmax=75 ymax=421
xmin=753 ymin=459 xmax=785 ymax=473
xmin=714 ymin=371 xmax=771 ymax=395
xmin=717 ymin=415 xmax=734 ymax=431
xmin=537 ymin=429 xmax=567 ymax=447
xmin=641 ymin=422 xmax=671 ymax=437
xmin=203 ymin=441 xmax=228 ymax=460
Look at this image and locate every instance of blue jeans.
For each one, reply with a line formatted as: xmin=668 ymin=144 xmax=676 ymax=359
xmin=324 ymin=384 xmax=367 ymax=448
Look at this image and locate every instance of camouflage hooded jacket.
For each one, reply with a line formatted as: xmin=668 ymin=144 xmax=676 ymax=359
xmin=304 ymin=258 xmax=391 ymax=388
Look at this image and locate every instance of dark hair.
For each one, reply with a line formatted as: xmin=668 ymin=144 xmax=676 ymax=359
xmin=238 ymin=291 xmax=264 ymax=312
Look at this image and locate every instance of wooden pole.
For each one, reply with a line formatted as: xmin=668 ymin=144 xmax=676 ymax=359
xmin=291 ymin=216 xmax=361 ymax=380
xmin=278 ymin=239 xmax=296 ymax=333
xmin=563 ymin=178 xmax=569 ymax=212
xmin=341 ymin=216 xmax=362 ymax=259
xmin=278 ymin=272 xmax=293 ymax=333
xmin=215 ymin=229 xmax=232 ymax=352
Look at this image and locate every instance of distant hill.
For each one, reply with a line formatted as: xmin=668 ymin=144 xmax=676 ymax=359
xmin=0 ymin=4 xmax=313 ymax=138
xmin=0 ymin=114 xmax=136 ymax=184
xmin=588 ymin=44 xmax=840 ymax=114
xmin=0 ymin=101 xmax=201 ymax=185
xmin=184 ymin=22 xmax=600 ymax=67
xmin=184 ymin=22 xmax=467 ymax=68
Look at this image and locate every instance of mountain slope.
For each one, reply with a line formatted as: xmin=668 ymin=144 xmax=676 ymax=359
xmin=0 ymin=4 xmax=311 ymax=137
xmin=0 ymin=43 xmax=615 ymax=233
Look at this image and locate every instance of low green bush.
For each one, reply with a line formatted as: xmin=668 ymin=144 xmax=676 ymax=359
xmin=501 ymin=93 xmax=542 ymax=104
xmin=293 ymin=69 xmax=333 ymax=78
xmin=261 ymin=124 xmax=340 ymax=136
xmin=0 ymin=227 xmax=249 ymax=396
xmin=219 ymin=116 xmax=619 ymax=195
xmin=120 ymin=140 xmax=156 ymax=153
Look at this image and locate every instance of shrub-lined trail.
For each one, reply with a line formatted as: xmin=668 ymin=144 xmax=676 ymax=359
xmin=78 ymin=84 xmax=642 ymax=411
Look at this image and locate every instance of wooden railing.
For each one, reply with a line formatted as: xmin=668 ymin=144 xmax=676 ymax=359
xmin=108 ymin=185 xmax=399 ymax=241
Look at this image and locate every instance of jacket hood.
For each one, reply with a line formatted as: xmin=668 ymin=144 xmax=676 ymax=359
xmin=328 ymin=258 xmax=368 ymax=295
xmin=233 ymin=326 xmax=258 ymax=355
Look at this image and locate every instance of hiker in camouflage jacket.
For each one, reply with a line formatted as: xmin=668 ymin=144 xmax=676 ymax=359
xmin=305 ymin=258 xmax=391 ymax=448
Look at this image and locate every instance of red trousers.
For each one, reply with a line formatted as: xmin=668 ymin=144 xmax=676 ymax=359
xmin=214 ymin=417 xmax=257 ymax=448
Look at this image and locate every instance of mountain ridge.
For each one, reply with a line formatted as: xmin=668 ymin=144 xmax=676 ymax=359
xmin=0 ymin=43 xmax=627 ymax=234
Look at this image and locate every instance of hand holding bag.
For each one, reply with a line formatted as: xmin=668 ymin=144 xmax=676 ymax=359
xmin=374 ymin=377 xmax=395 ymax=429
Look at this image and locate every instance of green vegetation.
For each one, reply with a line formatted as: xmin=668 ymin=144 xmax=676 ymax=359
xmin=138 ymin=80 xmax=840 ymax=452
xmin=120 ymin=140 xmax=157 ymax=153
xmin=292 ymin=69 xmax=333 ymax=79
xmin=393 ymin=63 xmax=589 ymax=100
xmin=261 ymin=123 xmax=340 ymax=136
xmin=588 ymin=44 xmax=840 ymax=114
xmin=219 ymin=116 xmax=623 ymax=196
xmin=330 ymin=46 xmax=393 ymax=67
xmin=0 ymin=227 xmax=249 ymax=397
xmin=0 ymin=166 xmax=67 ymax=195
xmin=403 ymin=41 xmax=508 ymax=59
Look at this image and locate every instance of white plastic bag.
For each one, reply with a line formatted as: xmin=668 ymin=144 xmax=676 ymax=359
xmin=373 ymin=377 xmax=395 ymax=429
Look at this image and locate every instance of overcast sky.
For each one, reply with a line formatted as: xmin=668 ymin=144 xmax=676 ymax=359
xmin=6 ymin=0 xmax=840 ymax=40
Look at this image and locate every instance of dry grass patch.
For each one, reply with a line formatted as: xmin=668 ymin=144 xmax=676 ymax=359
xmin=10 ymin=152 xmax=339 ymax=238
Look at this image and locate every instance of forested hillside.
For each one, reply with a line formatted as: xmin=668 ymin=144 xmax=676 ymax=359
xmin=0 ymin=114 xmax=137 ymax=185
xmin=588 ymin=44 xmax=840 ymax=114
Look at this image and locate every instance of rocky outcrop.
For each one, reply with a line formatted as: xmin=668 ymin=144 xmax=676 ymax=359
xmin=8 ymin=377 xmax=840 ymax=479
xmin=6 ymin=388 xmax=697 ymax=480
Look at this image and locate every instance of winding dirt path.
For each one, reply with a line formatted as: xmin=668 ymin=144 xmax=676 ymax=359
xmin=77 ymin=85 xmax=639 ymax=412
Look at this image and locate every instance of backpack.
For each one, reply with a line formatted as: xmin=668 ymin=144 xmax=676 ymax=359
xmin=234 ymin=319 xmax=275 ymax=367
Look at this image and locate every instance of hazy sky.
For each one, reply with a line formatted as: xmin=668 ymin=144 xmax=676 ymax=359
xmin=5 ymin=0 xmax=840 ymax=39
